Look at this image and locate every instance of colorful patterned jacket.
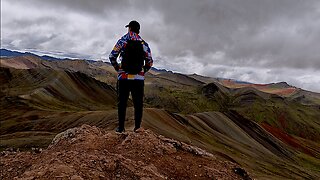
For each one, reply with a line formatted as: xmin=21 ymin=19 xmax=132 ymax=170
xmin=109 ymin=31 xmax=153 ymax=80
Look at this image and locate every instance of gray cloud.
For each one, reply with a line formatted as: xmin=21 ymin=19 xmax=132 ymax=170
xmin=1 ymin=0 xmax=320 ymax=92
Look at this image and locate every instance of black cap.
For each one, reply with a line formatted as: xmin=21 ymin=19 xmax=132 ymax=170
xmin=125 ymin=20 xmax=140 ymax=31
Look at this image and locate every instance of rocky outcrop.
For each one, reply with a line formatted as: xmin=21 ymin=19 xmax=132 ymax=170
xmin=0 ymin=125 xmax=247 ymax=180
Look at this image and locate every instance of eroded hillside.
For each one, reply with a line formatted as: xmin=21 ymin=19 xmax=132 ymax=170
xmin=1 ymin=56 xmax=320 ymax=179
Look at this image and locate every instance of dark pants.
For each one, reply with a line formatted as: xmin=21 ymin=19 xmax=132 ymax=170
xmin=117 ymin=80 xmax=144 ymax=130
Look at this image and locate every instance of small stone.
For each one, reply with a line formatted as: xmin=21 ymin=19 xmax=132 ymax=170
xmin=71 ymin=175 xmax=84 ymax=180
xmin=99 ymin=175 xmax=105 ymax=178
xmin=116 ymin=174 xmax=120 ymax=178
xmin=198 ymin=164 xmax=202 ymax=168
xmin=25 ymin=176 xmax=35 ymax=180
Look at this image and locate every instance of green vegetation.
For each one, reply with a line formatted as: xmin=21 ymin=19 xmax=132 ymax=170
xmin=0 ymin=132 xmax=56 ymax=151
xmin=144 ymin=85 xmax=220 ymax=114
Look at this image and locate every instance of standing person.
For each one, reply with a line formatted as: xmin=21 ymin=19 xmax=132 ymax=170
xmin=109 ymin=20 xmax=153 ymax=133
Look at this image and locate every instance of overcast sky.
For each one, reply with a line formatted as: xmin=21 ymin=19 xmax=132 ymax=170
xmin=1 ymin=0 xmax=320 ymax=92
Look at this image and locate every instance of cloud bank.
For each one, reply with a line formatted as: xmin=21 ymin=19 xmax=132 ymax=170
xmin=1 ymin=0 xmax=320 ymax=92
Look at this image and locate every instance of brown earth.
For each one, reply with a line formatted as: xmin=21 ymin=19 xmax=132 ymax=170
xmin=0 ymin=124 xmax=249 ymax=180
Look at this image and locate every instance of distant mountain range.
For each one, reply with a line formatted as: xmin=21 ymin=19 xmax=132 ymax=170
xmin=0 ymin=49 xmax=64 ymax=61
xmin=0 ymin=48 xmax=161 ymax=71
xmin=0 ymin=49 xmax=296 ymax=86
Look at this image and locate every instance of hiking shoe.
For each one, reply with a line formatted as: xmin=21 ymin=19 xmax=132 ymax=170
xmin=115 ymin=127 xmax=125 ymax=133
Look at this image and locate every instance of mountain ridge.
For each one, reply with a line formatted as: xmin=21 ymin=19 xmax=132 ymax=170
xmin=1 ymin=48 xmax=311 ymax=94
xmin=0 ymin=49 xmax=63 ymax=61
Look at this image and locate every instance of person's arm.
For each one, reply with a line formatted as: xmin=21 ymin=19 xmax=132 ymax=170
xmin=143 ymin=41 xmax=153 ymax=72
xmin=109 ymin=38 xmax=125 ymax=71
